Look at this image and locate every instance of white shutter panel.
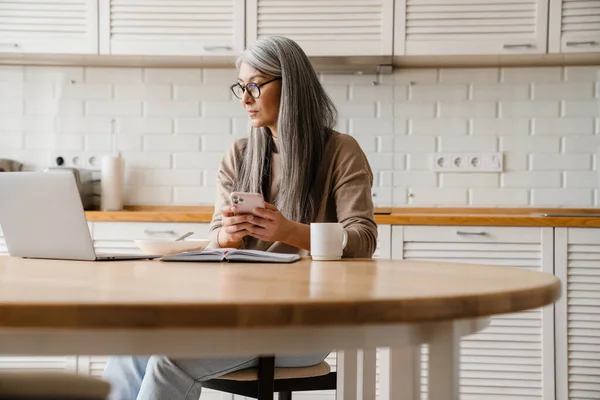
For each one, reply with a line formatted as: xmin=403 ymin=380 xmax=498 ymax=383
xmin=101 ymin=0 xmax=244 ymax=55
xmin=399 ymin=0 xmax=548 ymax=55
xmin=0 ymin=356 xmax=75 ymax=372
xmin=247 ymin=0 xmax=394 ymax=56
xmin=89 ymin=356 xmax=109 ymax=377
xmin=566 ymin=228 xmax=600 ymax=400
xmin=0 ymin=0 xmax=97 ymax=54
xmin=401 ymin=226 xmax=552 ymax=399
xmin=373 ymin=225 xmax=391 ymax=259
xmin=549 ymin=0 xmax=600 ymax=52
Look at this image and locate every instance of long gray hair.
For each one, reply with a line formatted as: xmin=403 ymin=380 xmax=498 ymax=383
xmin=234 ymin=36 xmax=338 ymax=223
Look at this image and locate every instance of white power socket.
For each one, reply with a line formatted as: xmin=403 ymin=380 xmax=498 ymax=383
xmin=433 ymin=152 xmax=503 ymax=172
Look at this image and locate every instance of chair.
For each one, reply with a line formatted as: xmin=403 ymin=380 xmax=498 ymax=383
xmin=0 ymin=371 xmax=110 ymax=400
xmin=203 ymin=356 xmax=336 ymax=400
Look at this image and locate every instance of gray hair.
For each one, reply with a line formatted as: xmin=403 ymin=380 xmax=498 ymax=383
xmin=234 ymin=36 xmax=338 ymax=223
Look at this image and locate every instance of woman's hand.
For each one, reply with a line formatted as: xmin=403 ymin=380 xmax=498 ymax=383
xmin=217 ymin=205 xmax=255 ymax=248
xmin=245 ymin=202 xmax=295 ymax=243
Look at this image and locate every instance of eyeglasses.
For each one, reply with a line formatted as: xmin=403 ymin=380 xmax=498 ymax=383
xmin=230 ymin=77 xmax=281 ymax=99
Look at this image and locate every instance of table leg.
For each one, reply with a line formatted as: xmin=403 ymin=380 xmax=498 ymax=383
xmin=336 ymin=349 xmax=358 ymax=400
xmin=379 ymin=346 xmax=420 ymax=400
xmin=358 ymin=348 xmax=376 ymax=400
xmin=428 ymin=322 xmax=459 ymax=400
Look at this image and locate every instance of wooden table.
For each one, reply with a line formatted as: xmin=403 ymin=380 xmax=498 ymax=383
xmin=0 ymin=256 xmax=560 ymax=400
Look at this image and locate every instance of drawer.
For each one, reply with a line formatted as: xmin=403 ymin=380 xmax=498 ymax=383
xmin=92 ymin=222 xmax=211 ymax=241
xmin=567 ymin=227 xmax=600 ymax=244
xmin=403 ymin=226 xmax=542 ymax=244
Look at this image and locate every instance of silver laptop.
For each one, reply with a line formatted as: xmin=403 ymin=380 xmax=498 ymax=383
xmin=0 ymin=171 xmax=159 ymax=261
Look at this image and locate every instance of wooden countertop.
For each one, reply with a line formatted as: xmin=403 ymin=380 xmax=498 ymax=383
xmin=84 ymin=206 xmax=600 ymax=227
xmin=0 ymin=257 xmax=560 ymax=329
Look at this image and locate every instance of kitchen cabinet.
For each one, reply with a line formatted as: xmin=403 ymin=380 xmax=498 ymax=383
xmin=0 ymin=0 xmax=98 ymax=54
xmin=549 ymin=0 xmax=600 ymax=53
xmin=395 ymin=0 xmax=549 ymax=55
xmin=392 ymin=225 xmax=555 ymax=400
xmin=555 ymin=228 xmax=600 ymax=400
xmin=99 ymin=0 xmax=245 ymax=56
xmin=246 ymin=0 xmax=394 ymax=56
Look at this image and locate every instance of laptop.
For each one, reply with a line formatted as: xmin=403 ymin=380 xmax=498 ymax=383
xmin=0 ymin=171 xmax=160 ymax=261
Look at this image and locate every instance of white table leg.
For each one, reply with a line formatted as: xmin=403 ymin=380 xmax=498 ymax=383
xmin=379 ymin=346 xmax=420 ymax=400
xmin=336 ymin=349 xmax=358 ymax=400
xmin=428 ymin=322 xmax=460 ymax=400
xmin=357 ymin=348 xmax=376 ymax=400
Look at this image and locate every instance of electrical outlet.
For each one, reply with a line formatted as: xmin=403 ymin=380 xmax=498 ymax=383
xmin=433 ymin=152 xmax=503 ymax=172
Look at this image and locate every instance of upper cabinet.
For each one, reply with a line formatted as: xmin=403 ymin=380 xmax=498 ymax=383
xmin=0 ymin=0 xmax=98 ymax=54
xmin=549 ymin=0 xmax=600 ymax=53
xmin=395 ymin=0 xmax=549 ymax=55
xmin=245 ymin=0 xmax=394 ymax=56
xmin=0 ymin=0 xmax=598 ymax=62
xmin=98 ymin=0 xmax=245 ymax=56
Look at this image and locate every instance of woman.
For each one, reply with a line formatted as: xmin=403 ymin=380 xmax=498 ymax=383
xmin=103 ymin=35 xmax=377 ymax=400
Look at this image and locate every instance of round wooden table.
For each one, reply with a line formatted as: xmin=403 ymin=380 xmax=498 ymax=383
xmin=0 ymin=256 xmax=560 ymax=400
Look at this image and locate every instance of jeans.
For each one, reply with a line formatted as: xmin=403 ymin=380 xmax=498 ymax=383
xmin=102 ymin=353 xmax=329 ymax=400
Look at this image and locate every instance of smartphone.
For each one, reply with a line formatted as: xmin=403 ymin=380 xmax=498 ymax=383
xmin=229 ymin=192 xmax=265 ymax=215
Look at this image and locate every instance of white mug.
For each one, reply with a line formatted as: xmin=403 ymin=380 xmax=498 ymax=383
xmin=310 ymin=223 xmax=348 ymax=261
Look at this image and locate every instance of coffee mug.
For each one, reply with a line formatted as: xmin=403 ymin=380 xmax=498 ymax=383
xmin=310 ymin=222 xmax=348 ymax=261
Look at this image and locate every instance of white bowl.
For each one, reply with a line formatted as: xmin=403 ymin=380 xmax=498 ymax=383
xmin=134 ymin=238 xmax=211 ymax=256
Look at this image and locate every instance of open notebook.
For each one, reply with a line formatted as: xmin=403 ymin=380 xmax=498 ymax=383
xmin=161 ymin=248 xmax=301 ymax=263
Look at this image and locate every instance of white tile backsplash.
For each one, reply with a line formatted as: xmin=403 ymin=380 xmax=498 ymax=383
xmin=502 ymin=67 xmax=563 ymax=84
xmin=0 ymin=65 xmax=598 ymax=207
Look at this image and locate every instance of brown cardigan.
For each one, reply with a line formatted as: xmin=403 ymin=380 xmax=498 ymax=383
xmin=209 ymin=132 xmax=378 ymax=258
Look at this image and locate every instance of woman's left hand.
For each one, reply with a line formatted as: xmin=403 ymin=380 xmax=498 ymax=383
xmin=245 ymin=202 xmax=294 ymax=243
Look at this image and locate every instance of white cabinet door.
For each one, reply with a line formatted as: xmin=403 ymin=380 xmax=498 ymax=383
xmin=549 ymin=0 xmax=600 ymax=53
xmin=374 ymin=224 xmax=391 ymax=259
xmin=395 ymin=0 xmax=549 ymax=55
xmin=246 ymin=0 xmax=394 ymax=56
xmin=392 ymin=225 xmax=555 ymax=400
xmin=555 ymin=228 xmax=600 ymax=400
xmin=0 ymin=0 xmax=98 ymax=54
xmin=99 ymin=0 xmax=245 ymax=56
xmin=0 ymin=224 xmax=6 ymax=256
xmin=91 ymin=221 xmax=211 ymax=254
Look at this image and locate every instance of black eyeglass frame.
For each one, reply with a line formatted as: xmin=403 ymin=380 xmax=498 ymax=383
xmin=230 ymin=77 xmax=281 ymax=99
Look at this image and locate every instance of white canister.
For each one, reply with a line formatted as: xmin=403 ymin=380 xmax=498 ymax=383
xmin=100 ymin=155 xmax=124 ymax=211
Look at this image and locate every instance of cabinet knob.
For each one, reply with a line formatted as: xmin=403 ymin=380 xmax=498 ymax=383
xmin=503 ymin=43 xmax=534 ymax=49
xmin=0 ymin=43 xmax=19 ymax=49
xmin=456 ymin=230 xmax=487 ymax=236
xmin=566 ymin=41 xmax=598 ymax=47
xmin=144 ymin=229 xmax=176 ymax=235
xmin=203 ymin=45 xmax=233 ymax=51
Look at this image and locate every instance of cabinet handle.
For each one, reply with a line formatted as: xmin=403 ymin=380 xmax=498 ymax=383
xmin=144 ymin=229 xmax=176 ymax=235
xmin=566 ymin=41 xmax=598 ymax=47
xmin=456 ymin=230 xmax=487 ymax=236
xmin=0 ymin=43 xmax=19 ymax=48
xmin=503 ymin=43 xmax=534 ymax=49
xmin=203 ymin=45 xmax=233 ymax=51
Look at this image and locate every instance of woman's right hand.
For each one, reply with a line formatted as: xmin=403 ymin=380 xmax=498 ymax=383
xmin=217 ymin=205 xmax=255 ymax=248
